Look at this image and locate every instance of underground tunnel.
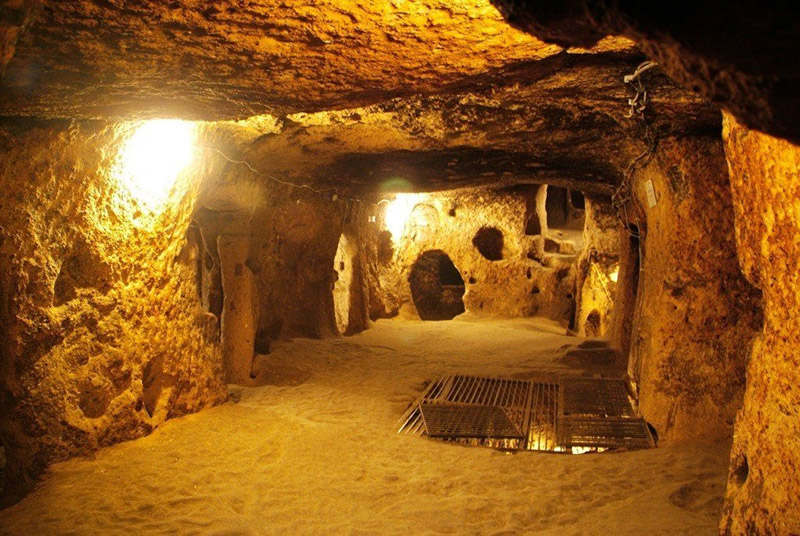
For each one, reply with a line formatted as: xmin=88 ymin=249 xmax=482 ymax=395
xmin=0 ymin=1 xmax=798 ymax=535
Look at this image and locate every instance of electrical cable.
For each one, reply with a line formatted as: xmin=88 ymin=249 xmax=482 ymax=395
xmin=199 ymin=146 xmax=365 ymax=204
xmin=614 ymin=60 xmax=659 ymax=398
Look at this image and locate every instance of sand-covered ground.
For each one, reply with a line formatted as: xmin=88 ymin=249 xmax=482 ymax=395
xmin=0 ymin=317 xmax=730 ymax=535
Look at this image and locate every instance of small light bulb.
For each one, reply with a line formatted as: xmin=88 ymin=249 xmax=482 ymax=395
xmin=609 ymin=266 xmax=619 ymax=283
xmin=117 ymin=119 xmax=195 ymax=209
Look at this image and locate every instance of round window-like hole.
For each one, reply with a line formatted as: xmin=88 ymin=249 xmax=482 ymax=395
xmin=732 ymin=453 xmax=749 ymax=486
xmin=472 ymin=227 xmax=504 ymax=261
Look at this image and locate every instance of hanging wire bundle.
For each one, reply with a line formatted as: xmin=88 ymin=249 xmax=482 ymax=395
xmin=612 ymin=60 xmax=659 ymax=238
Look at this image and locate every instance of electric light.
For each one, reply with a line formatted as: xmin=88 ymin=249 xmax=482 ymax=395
xmin=117 ymin=119 xmax=196 ymax=209
xmin=383 ymin=193 xmax=423 ymax=238
xmin=609 ymin=265 xmax=620 ymax=283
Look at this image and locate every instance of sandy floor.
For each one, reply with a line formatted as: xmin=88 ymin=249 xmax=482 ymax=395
xmin=0 ymin=316 xmax=729 ymax=535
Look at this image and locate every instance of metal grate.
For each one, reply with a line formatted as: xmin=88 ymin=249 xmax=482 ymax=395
xmin=398 ymin=374 xmax=655 ymax=453
xmin=525 ymin=380 xmax=559 ymax=451
xmin=418 ymin=375 xmax=533 ymax=441
xmin=421 ymin=405 xmax=523 ymax=438
xmin=560 ymin=378 xmax=635 ymax=418
xmin=557 ymin=416 xmax=655 ymax=449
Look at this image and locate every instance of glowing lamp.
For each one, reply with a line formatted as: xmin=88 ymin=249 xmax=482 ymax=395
xmin=383 ymin=193 xmax=423 ymax=238
xmin=609 ymin=265 xmax=620 ymax=283
xmin=117 ymin=120 xmax=195 ymax=208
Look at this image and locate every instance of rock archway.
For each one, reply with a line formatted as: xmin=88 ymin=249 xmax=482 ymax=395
xmin=408 ymin=250 xmax=466 ymax=321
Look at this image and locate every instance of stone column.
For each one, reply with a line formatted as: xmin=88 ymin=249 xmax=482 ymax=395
xmin=218 ymin=234 xmax=256 ymax=384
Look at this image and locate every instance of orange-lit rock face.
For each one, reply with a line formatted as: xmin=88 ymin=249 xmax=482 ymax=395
xmin=0 ymin=1 xmax=37 ymax=74
xmin=373 ymin=187 xmax=584 ymax=323
xmin=0 ymin=0 xmax=634 ymax=119
xmin=721 ymin=114 xmax=800 ymax=535
xmin=624 ymin=136 xmax=762 ymax=442
xmin=573 ymin=197 xmax=619 ymax=339
xmin=0 ymin=119 xmax=228 ymax=501
xmin=218 ymin=63 xmax=715 ymax=197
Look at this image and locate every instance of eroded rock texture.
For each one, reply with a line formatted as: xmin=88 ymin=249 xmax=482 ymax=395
xmin=624 ymin=136 xmax=762 ymax=442
xmin=0 ymin=120 xmax=227 ymax=502
xmin=0 ymin=0 xmax=635 ymax=119
xmin=225 ymin=63 xmax=716 ymax=200
xmin=0 ymin=6 xmax=786 ymax=530
xmin=491 ymin=0 xmax=800 ymax=144
xmin=573 ymin=196 xmax=620 ymax=340
xmin=373 ymin=187 xmax=583 ymax=323
xmin=721 ymin=113 xmax=800 ymax=536
xmin=192 ymin=156 xmax=376 ymax=379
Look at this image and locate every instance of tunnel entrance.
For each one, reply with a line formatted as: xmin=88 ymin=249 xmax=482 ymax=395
xmin=409 ymin=250 xmax=466 ymax=320
xmin=545 ymin=186 xmax=585 ymax=231
xmin=333 ymin=234 xmax=355 ymax=334
xmin=546 ymin=186 xmax=569 ymax=228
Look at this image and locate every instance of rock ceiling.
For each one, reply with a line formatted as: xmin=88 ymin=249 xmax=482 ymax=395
xmin=491 ymin=0 xmax=800 ymax=144
xmin=0 ymin=0 xmax=638 ymax=119
xmin=0 ymin=1 xmax=727 ymax=192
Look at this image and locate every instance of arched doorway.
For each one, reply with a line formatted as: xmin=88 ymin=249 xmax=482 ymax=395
xmin=333 ymin=234 xmax=355 ymax=334
xmin=408 ymin=250 xmax=465 ymax=320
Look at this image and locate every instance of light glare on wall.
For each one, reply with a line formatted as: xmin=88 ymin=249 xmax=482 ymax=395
xmin=118 ymin=120 xmax=195 ymax=208
xmin=384 ymin=193 xmax=424 ymax=238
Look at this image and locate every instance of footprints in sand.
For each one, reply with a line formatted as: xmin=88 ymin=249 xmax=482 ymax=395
xmin=669 ymin=479 xmax=724 ymax=516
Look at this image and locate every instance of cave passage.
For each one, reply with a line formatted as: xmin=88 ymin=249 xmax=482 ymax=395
xmin=0 ymin=2 xmax=793 ymax=535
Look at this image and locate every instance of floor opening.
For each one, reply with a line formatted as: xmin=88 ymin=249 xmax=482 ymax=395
xmin=408 ymin=250 xmax=466 ymax=320
xmin=398 ymin=375 xmax=655 ymax=453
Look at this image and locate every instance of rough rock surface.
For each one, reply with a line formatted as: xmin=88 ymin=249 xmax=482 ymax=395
xmin=0 ymin=0 xmax=635 ymax=119
xmin=0 ymin=0 xmax=39 ymax=75
xmin=721 ymin=113 xmax=800 ymax=536
xmin=573 ymin=196 xmax=620 ymax=339
xmin=192 ymin=158 xmax=376 ymax=374
xmin=491 ymin=0 xmax=800 ymax=144
xmin=227 ymin=64 xmax=716 ymax=197
xmin=374 ymin=187 xmax=583 ymax=323
xmin=624 ymin=136 xmax=762 ymax=442
xmin=0 ymin=119 xmax=228 ymax=503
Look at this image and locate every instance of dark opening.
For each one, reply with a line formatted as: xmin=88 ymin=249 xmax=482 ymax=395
xmin=546 ymin=186 xmax=569 ymax=228
xmin=570 ymin=190 xmax=586 ymax=210
xmin=409 ymin=250 xmax=466 ymax=321
xmin=524 ymin=187 xmax=541 ymax=235
xmin=732 ymin=454 xmax=749 ymax=485
xmin=647 ymin=422 xmax=659 ymax=445
xmin=630 ymin=230 xmax=641 ymax=300
xmin=472 ymin=227 xmax=504 ymax=261
xmin=253 ymin=328 xmax=272 ymax=354
xmin=439 ymin=255 xmax=464 ymax=286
